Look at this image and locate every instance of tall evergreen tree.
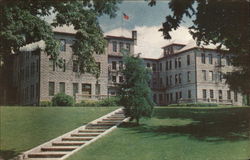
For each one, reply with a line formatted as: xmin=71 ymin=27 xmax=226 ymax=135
xmin=119 ymin=54 xmax=154 ymax=125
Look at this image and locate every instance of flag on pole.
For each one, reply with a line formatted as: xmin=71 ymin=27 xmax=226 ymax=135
xmin=123 ymin=13 xmax=129 ymax=20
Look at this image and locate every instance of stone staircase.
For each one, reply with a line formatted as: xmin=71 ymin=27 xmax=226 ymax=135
xmin=19 ymin=108 xmax=128 ymax=160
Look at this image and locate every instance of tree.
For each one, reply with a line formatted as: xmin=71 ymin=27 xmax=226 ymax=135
xmin=0 ymin=0 xmax=120 ymax=75
xmin=149 ymin=0 xmax=250 ymax=96
xmin=0 ymin=0 xmax=120 ymax=104
xmin=119 ymin=54 xmax=154 ymax=125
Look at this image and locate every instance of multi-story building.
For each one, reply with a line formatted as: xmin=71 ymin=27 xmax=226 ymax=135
xmin=10 ymin=30 xmax=242 ymax=106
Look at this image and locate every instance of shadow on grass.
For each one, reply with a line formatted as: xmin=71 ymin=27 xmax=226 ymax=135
xmin=0 ymin=149 xmax=20 ymax=160
xmin=119 ymin=107 xmax=250 ymax=142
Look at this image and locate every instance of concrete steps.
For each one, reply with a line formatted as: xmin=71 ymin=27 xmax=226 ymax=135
xmin=19 ymin=108 xmax=129 ymax=160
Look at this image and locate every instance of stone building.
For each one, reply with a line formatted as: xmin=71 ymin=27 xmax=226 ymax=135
xmin=9 ymin=29 xmax=242 ymax=106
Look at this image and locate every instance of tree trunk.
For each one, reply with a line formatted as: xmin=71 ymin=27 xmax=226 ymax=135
xmin=135 ymin=117 xmax=140 ymax=125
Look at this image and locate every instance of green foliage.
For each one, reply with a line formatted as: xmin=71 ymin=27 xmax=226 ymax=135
xmin=0 ymin=0 xmax=120 ymax=77
xmin=39 ymin=101 xmax=52 ymax=107
xmin=168 ymin=103 xmax=218 ymax=107
xmin=98 ymin=97 xmax=120 ymax=106
xmin=52 ymin=93 xmax=74 ymax=106
xmin=152 ymin=0 xmax=250 ymax=94
xmin=75 ymin=97 xmax=120 ymax=107
xmin=119 ymin=55 xmax=154 ymax=124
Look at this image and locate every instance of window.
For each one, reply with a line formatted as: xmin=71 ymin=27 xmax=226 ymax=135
xmin=187 ymin=71 xmax=191 ymax=82
xmin=202 ymin=70 xmax=206 ymax=81
xmin=25 ymin=87 xmax=29 ymax=101
xmin=201 ymin=53 xmax=206 ymax=64
xmin=210 ymin=90 xmax=214 ymax=99
xmin=202 ymin=89 xmax=207 ymax=99
xmin=159 ymin=94 xmax=163 ymax=102
xmin=179 ymin=91 xmax=182 ymax=99
xmin=118 ymin=61 xmax=123 ymax=71
xmin=178 ymin=57 xmax=181 ymax=68
xmin=227 ymin=90 xmax=231 ymax=100
xmin=112 ymin=61 xmax=117 ymax=70
xmin=153 ymin=94 xmax=157 ymax=103
xmin=218 ymin=55 xmax=222 ymax=66
xmin=169 ymin=75 xmax=172 ymax=85
xmin=82 ymin=83 xmax=91 ymax=95
xmin=166 ymin=76 xmax=169 ymax=86
xmin=112 ymin=76 xmax=116 ymax=83
xmin=208 ymin=54 xmax=213 ymax=64
xmin=169 ymin=60 xmax=172 ymax=70
xmin=218 ymin=72 xmax=223 ymax=82
xmin=234 ymin=91 xmax=238 ymax=102
xmin=112 ymin=41 xmax=117 ymax=52
xmin=159 ymin=63 xmax=162 ymax=71
xmin=176 ymin=92 xmax=178 ymax=101
xmin=49 ymin=58 xmax=55 ymax=71
xmin=49 ymin=82 xmax=55 ymax=96
xmin=166 ymin=94 xmax=169 ymax=103
xmin=226 ymin=56 xmax=231 ymax=66
xmin=36 ymin=83 xmax=39 ymax=98
xmin=147 ymin=63 xmax=150 ymax=68
xmin=170 ymin=93 xmax=173 ymax=102
xmin=175 ymin=58 xmax=178 ymax=68
xmin=126 ymin=43 xmax=130 ymax=52
xmin=119 ymin=42 xmax=124 ymax=52
xmin=179 ymin=73 xmax=182 ymax=84
xmin=152 ymin=63 xmax=156 ymax=72
xmin=60 ymin=39 xmax=66 ymax=51
xmin=188 ymin=90 xmax=192 ymax=99
xmin=73 ymin=83 xmax=79 ymax=96
xmin=166 ymin=61 xmax=168 ymax=70
xmin=30 ymin=85 xmax=34 ymax=99
xmin=59 ymin=82 xmax=65 ymax=93
xmin=218 ymin=90 xmax=223 ymax=100
xmin=36 ymin=59 xmax=39 ymax=72
xmin=31 ymin=62 xmax=35 ymax=76
xmin=209 ymin=71 xmax=214 ymax=81
xmin=26 ymin=65 xmax=29 ymax=80
xmin=175 ymin=74 xmax=178 ymax=84
xmin=187 ymin=55 xmax=190 ymax=65
xmin=73 ymin=60 xmax=78 ymax=72
xmin=119 ymin=76 xmax=124 ymax=83
xmin=160 ymin=77 xmax=163 ymax=85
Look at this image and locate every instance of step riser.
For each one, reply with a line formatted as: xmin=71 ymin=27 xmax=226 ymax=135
xmin=71 ymin=134 xmax=99 ymax=137
xmin=41 ymin=148 xmax=75 ymax=152
xmin=28 ymin=154 xmax=65 ymax=158
xmin=78 ymin=130 xmax=105 ymax=133
xmin=62 ymin=138 xmax=92 ymax=141
xmin=52 ymin=143 xmax=84 ymax=146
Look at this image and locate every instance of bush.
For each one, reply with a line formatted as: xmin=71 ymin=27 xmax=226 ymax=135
xmin=168 ymin=103 xmax=218 ymax=107
xmin=52 ymin=93 xmax=74 ymax=106
xmin=98 ymin=97 xmax=120 ymax=106
xmin=75 ymin=100 xmax=99 ymax=107
xmin=40 ymin=101 xmax=52 ymax=107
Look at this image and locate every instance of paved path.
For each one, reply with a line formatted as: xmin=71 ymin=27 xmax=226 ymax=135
xmin=18 ymin=108 xmax=128 ymax=160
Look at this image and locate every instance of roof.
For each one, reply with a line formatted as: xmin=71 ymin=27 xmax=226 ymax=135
xmin=161 ymin=43 xmax=185 ymax=49
xmin=53 ymin=25 xmax=77 ymax=34
xmin=105 ymin=35 xmax=134 ymax=41
xmin=19 ymin=40 xmax=45 ymax=52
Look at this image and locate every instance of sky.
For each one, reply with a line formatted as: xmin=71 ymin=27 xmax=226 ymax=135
xmin=99 ymin=1 xmax=194 ymax=58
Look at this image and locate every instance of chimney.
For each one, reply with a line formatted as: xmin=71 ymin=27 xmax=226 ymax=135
xmin=132 ymin=30 xmax=137 ymax=45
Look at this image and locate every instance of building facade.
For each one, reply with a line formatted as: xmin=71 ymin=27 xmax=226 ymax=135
xmin=11 ymin=30 xmax=242 ymax=106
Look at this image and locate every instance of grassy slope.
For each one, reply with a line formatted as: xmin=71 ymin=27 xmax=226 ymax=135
xmin=68 ymin=106 xmax=250 ymax=160
xmin=0 ymin=106 xmax=117 ymax=159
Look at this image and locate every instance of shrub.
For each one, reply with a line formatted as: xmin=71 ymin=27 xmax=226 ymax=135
xmin=52 ymin=93 xmax=74 ymax=106
xmin=168 ymin=103 xmax=218 ymax=107
xmin=75 ymin=100 xmax=99 ymax=107
xmin=98 ymin=97 xmax=120 ymax=106
xmin=40 ymin=101 xmax=52 ymax=107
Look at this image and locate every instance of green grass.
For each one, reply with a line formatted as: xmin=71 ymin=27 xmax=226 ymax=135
xmin=0 ymin=106 xmax=118 ymax=159
xmin=68 ymin=106 xmax=250 ymax=160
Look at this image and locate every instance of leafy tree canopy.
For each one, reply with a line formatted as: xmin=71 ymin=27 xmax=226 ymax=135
xmin=149 ymin=0 xmax=250 ymax=94
xmin=119 ymin=54 xmax=154 ymax=125
xmin=0 ymin=0 xmax=120 ymax=76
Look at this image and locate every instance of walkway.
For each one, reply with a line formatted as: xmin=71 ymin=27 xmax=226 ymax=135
xmin=18 ymin=108 xmax=128 ymax=160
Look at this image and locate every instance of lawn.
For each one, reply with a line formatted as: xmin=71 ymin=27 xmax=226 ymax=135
xmin=68 ymin=106 xmax=250 ymax=160
xmin=0 ymin=106 xmax=118 ymax=159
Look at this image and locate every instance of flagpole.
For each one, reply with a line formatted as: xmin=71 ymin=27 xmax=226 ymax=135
xmin=121 ymin=13 xmax=124 ymax=37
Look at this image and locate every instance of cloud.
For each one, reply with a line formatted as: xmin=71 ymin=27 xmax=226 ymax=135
xmin=105 ymin=25 xmax=193 ymax=58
